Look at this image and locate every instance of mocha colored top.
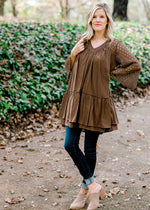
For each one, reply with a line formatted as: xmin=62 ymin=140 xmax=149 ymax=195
xmin=58 ymin=38 xmax=141 ymax=133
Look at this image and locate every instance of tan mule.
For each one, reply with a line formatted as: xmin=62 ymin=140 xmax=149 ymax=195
xmin=87 ymin=187 xmax=106 ymax=210
xmin=70 ymin=192 xmax=89 ymax=209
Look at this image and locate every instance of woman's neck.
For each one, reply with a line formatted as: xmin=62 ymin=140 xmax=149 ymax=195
xmin=92 ymin=31 xmax=106 ymax=40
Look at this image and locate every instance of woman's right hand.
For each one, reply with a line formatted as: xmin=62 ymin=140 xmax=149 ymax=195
xmin=71 ymin=38 xmax=85 ymax=57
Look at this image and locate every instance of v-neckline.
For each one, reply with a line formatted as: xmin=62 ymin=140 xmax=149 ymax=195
xmin=90 ymin=39 xmax=109 ymax=50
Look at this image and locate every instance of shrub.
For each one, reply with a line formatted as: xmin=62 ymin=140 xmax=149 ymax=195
xmin=0 ymin=22 xmax=149 ymax=120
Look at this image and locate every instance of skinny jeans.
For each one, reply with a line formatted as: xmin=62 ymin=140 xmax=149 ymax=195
xmin=64 ymin=125 xmax=100 ymax=189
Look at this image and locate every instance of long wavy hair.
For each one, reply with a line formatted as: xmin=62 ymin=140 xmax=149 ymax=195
xmin=81 ymin=3 xmax=114 ymax=42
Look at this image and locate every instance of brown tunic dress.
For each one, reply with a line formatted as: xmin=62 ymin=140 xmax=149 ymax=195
xmin=58 ymin=38 xmax=141 ymax=133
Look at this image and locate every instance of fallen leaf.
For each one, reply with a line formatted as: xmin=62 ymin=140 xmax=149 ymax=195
xmin=136 ymin=130 xmax=145 ymax=137
xmin=142 ymin=171 xmax=149 ymax=175
xmin=43 ymin=188 xmax=49 ymax=192
xmin=17 ymin=196 xmax=25 ymax=202
xmin=0 ymin=146 xmax=5 ymax=150
xmin=107 ymin=193 xmax=112 ymax=198
xmin=65 ymin=175 xmax=72 ymax=178
xmin=27 ymin=148 xmax=35 ymax=152
xmin=112 ymin=180 xmax=119 ymax=184
xmin=3 ymin=156 xmax=8 ymax=161
xmin=21 ymin=144 xmax=28 ymax=148
xmin=38 ymin=166 xmax=44 ymax=169
xmin=18 ymin=159 xmax=23 ymax=164
xmin=5 ymin=198 xmax=11 ymax=204
xmin=120 ymin=190 xmax=126 ymax=195
xmin=59 ymin=174 xmax=65 ymax=178
xmin=38 ymin=194 xmax=45 ymax=197
xmin=4 ymin=196 xmax=25 ymax=205
xmin=110 ymin=187 xmax=120 ymax=195
xmin=52 ymin=202 xmax=58 ymax=206
xmin=24 ymin=171 xmax=30 ymax=175
xmin=64 ymin=157 xmax=71 ymax=161
xmin=53 ymin=158 xmax=59 ymax=162
xmin=0 ymin=141 xmax=6 ymax=146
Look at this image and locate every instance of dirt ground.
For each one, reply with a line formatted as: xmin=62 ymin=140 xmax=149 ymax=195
xmin=0 ymin=97 xmax=150 ymax=210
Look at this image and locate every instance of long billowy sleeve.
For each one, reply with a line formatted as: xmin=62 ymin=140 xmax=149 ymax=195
xmin=110 ymin=39 xmax=141 ymax=90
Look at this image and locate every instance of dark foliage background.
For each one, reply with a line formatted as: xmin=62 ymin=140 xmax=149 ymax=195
xmin=0 ymin=22 xmax=149 ymax=120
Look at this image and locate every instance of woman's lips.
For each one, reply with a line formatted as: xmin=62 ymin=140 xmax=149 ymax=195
xmin=95 ymin=24 xmax=102 ymax=26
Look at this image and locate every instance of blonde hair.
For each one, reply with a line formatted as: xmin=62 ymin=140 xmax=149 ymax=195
xmin=81 ymin=3 xmax=114 ymax=42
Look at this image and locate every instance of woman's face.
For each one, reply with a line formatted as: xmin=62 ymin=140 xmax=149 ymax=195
xmin=91 ymin=8 xmax=108 ymax=33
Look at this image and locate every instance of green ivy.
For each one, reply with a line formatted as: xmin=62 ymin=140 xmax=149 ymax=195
xmin=0 ymin=22 xmax=149 ymax=120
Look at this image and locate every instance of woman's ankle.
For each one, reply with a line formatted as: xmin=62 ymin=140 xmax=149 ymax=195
xmin=88 ymin=182 xmax=101 ymax=192
xmin=80 ymin=188 xmax=88 ymax=195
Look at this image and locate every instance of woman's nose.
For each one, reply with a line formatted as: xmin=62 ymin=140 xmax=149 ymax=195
xmin=95 ymin=17 xmax=101 ymax=21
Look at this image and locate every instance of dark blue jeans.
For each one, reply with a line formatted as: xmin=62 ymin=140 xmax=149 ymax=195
xmin=64 ymin=125 xmax=100 ymax=189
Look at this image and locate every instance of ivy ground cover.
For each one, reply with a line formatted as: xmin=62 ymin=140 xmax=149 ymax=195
xmin=0 ymin=22 xmax=149 ymax=120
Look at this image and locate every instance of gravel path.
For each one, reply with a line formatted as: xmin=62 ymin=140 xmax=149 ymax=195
xmin=0 ymin=99 xmax=150 ymax=210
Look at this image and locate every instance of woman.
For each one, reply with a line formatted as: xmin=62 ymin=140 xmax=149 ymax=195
xmin=59 ymin=3 xmax=141 ymax=210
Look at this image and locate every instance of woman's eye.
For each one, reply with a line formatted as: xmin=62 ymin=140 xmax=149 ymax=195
xmin=93 ymin=15 xmax=105 ymax=18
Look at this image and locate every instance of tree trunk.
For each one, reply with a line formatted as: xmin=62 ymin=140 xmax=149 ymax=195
xmin=0 ymin=0 xmax=6 ymax=16
xmin=65 ymin=0 xmax=69 ymax=19
xmin=59 ymin=0 xmax=70 ymax=19
xmin=11 ymin=0 xmax=17 ymax=17
xmin=143 ymin=0 xmax=150 ymax=20
xmin=113 ymin=0 xmax=128 ymax=21
xmin=59 ymin=0 xmax=64 ymax=18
